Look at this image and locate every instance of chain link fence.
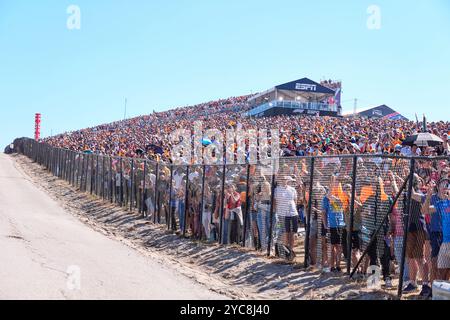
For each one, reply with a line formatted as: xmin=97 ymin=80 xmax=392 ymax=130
xmin=16 ymin=138 xmax=450 ymax=298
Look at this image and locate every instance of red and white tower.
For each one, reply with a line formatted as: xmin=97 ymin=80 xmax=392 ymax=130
xmin=35 ymin=113 xmax=41 ymax=141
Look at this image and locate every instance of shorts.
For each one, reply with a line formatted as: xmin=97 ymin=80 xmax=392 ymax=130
xmin=351 ymin=231 xmax=361 ymax=250
xmin=330 ymin=228 xmax=344 ymax=245
xmin=282 ymin=216 xmax=298 ymax=233
xmin=431 ymin=232 xmax=443 ymax=258
xmin=406 ymin=231 xmax=426 ymax=259
xmin=321 ymin=224 xmax=327 ymax=237
xmin=438 ymin=243 xmax=450 ymax=269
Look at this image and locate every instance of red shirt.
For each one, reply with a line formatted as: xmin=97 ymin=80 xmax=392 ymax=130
xmin=227 ymin=192 xmax=241 ymax=209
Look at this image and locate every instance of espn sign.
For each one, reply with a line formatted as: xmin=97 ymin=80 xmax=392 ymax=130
xmin=372 ymin=109 xmax=383 ymax=117
xmin=295 ymin=83 xmax=317 ymax=91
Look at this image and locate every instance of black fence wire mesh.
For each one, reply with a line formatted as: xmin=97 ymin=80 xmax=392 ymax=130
xmin=17 ymin=138 xmax=450 ymax=298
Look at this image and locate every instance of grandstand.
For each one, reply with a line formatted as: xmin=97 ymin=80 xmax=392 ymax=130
xmin=342 ymin=104 xmax=408 ymax=120
xmin=245 ymin=78 xmax=341 ymax=118
xmin=42 ymin=78 xmax=448 ymax=162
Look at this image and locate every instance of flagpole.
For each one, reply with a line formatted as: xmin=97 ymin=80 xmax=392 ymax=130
xmin=422 ymin=114 xmax=427 ymax=132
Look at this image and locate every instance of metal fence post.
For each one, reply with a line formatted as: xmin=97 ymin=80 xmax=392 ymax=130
xmin=304 ymin=157 xmax=315 ymax=268
xmin=70 ymin=151 xmax=73 ymax=183
xmin=398 ymin=158 xmax=416 ymax=298
xmin=67 ymin=151 xmax=70 ymax=182
xmin=56 ymin=149 xmax=59 ymax=177
xmin=55 ymin=148 xmax=58 ymax=176
xmin=90 ymin=155 xmax=94 ymax=195
xmin=267 ymin=172 xmax=276 ymax=257
xmin=64 ymin=150 xmax=70 ymax=181
xmin=183 ymin=165 xmax=190 ymax=236
xmin=78 ymin=153 xmax=82 ymax=189
xmin=85 ymin=154 xmax=89 ymax=191
xmin=142 ymin=160 xmax=147 ymax=218
xmin=102 ymin=156 xmax=106 ymax=199
xmin=59 ymin=149 xmax=63 ymax=178
xmin=74 ymin=152 xmax=78 ymax=186
xmin=168 ymin=165 xmax=174 ymax=231
xmin=130 ymin=159 xmax=134 ymax=211
xmin=242 ymin=164 xmax=251 ymax=247
xmin=218 ymin=164 xmax=226 ymax=244
xmin=60 ymin=149 xmax=63 ymax=178
xmin=119 ymin=158 xmax=123 ymax=206
xmin=95 ymin=155 xmax=99 ymax=195
xmin=55 ymin=149 xmax=59 ymax=176
xmin=81 ymin=154 xmax=85 ymax=191
xmin=110 ymin=157 xmax=113 ymax=203
xmin=63 ymin=150 xmax=67 ymax=181
xmin=346 ymin=156 xmax=358 ymax=275
xmin=153 ymin=162 xmax=159 ymax=223
xmin=199 ymin=165 xmax=206 ymax=240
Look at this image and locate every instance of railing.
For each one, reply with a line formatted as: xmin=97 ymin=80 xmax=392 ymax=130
xmin=14 ymin=137 xmax=450 ymax=299
xmin=246 ymin=100 xmax=337 ymax=117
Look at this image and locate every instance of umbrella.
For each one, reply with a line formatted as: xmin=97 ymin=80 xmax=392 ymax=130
xmin=135 ymin=148 xmax=145 ymax=155
xmin=401 ymin=133 xmax=444 ymax=147
xmin=202 ymin=138 xmax=212 ymax=146
xmin=146 ymin=144 xmax=163 ymax=155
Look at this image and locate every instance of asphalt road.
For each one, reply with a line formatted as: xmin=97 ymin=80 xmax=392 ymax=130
xmin=0 ymin=153 xmax=226 ymax=300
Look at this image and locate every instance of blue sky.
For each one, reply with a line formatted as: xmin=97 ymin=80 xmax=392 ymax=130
xmin=1 ymin=0 xmax=449 ymax=148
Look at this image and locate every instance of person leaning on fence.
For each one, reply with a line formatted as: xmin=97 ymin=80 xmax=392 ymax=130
xmin=360 ymin=175 xmax=393 ymax=287
xmin=386 ymin=171 xmax=410 ymax=285
xmin=422 ymin=178 xmax=450 ymax=282
xmin=343 ymin=183 xmax=363 ymax=272
xmin=308 ymin=183 xmax=327 ymax=267
xmin=248 ymin=177 xmax=261 ymax=250
xmin=322 ymin=176 xmax=346 ymax=272
xmin=201 ymin=184 xmax=213 ymax=241
xmin=274 ymin=175 xmax=299 ymax=260
xmin=222 ymin=184 xmax=242 ymax=245
xmin=402 ymin=175 xmax=431 ymax=297
xmin=295 ymin=178 xmax=307 ymax=226
xmin=257 ymin=179 xmax=272 ymax=252
xmin=114 ymin=164 xmax=122 ymax=205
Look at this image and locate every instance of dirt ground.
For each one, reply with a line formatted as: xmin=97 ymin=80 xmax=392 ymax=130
xmin=12 ymin=154 xmax=400 ymax=300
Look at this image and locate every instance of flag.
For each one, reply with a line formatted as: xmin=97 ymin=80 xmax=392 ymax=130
xmin=332 ymin=183 xmax=349 ymax=211
xmin=360 ymin=186 xmax=374 ymax=204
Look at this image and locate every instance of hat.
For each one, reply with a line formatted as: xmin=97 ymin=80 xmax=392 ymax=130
xmin=395 ymin=144 xmax=402 ymax=152
xmin=281 ymin=176 xmax=296 ymax=183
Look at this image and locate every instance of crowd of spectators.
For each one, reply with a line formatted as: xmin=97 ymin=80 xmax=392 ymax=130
xmin=44 ymin=95 xmax=450 ymax=163
xmin=40 ymin=93 xmax=450 ymax=298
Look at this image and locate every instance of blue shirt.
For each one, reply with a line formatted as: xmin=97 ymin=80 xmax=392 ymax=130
xmin=434 ymin=200 xmax=450 ymax=243
xmin=430 ymin=195 xmax=445 ymax=232
xmin=322 ymin=197 xmax=346 ymax=228
xmin=438 ymin=199 xmax=450 ymax=243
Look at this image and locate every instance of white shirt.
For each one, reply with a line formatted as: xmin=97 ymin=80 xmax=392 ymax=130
xmin=401 ymin=146 xmax=421 ymax=156
xmin=274 ymin=186 xmax=298 ymax=217
xmin=400 ymin=146 xmax=411 ymax=156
